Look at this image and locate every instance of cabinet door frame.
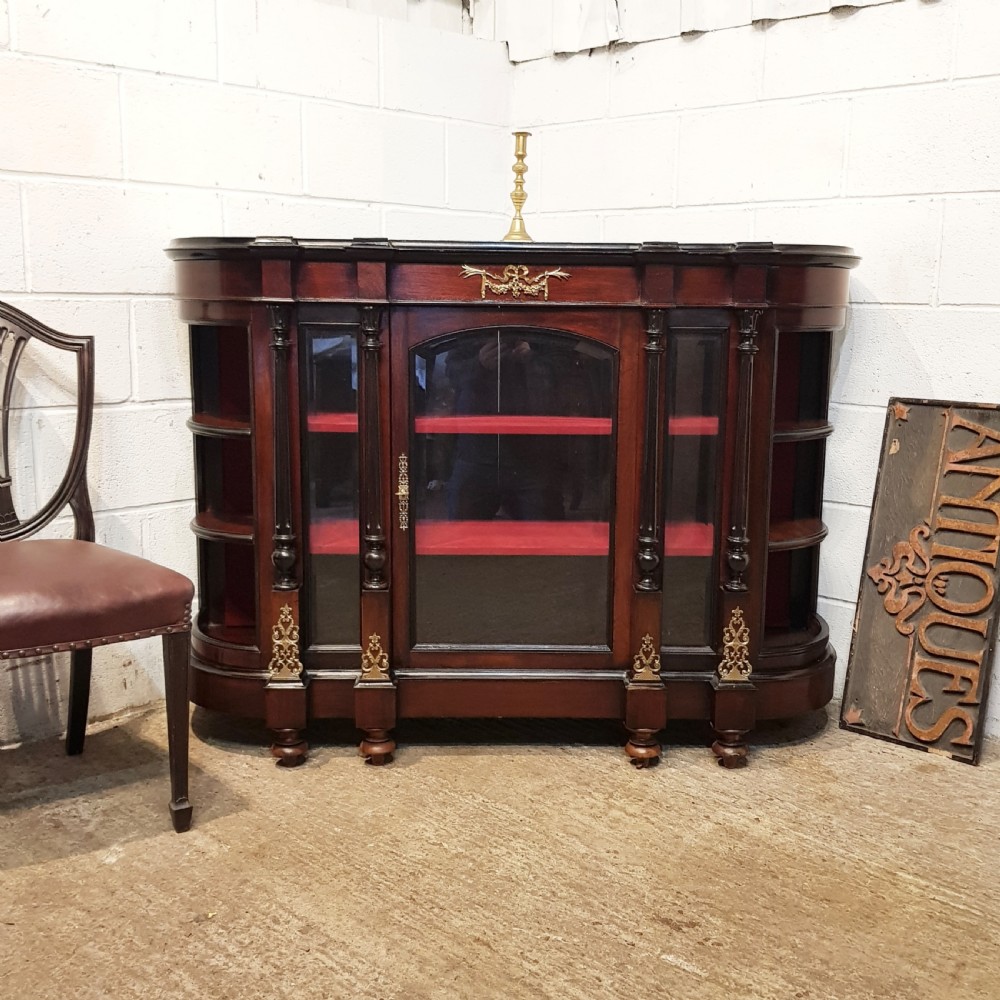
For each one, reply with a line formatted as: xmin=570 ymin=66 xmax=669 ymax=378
xmin=389 ymin=305 xmax=643 ymax=670
xmin=297 ymin=305 xmax=366 ymax=670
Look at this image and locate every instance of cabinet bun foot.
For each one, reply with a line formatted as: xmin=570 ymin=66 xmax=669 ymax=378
xmin=711 ymin=732 xmax=749 ymax=769
xmin=359 ymin=729 xmax=396 ymax=766
xmin=625 ymin=729 xmax=661 ymax=768
xmin=270 ymin=729 xmax=309 ymax=767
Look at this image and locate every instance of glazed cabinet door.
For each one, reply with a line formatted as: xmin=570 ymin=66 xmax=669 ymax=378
xmin=390 ymin=307 xmax=642 ymax=668
xmin=299 ymin=304 xmax=363 ymax=667
xmin=659 ymin=309 xmax=728 ymax=655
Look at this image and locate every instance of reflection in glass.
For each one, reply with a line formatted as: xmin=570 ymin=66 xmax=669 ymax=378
xmin=305 ymin=328 xmax=360 ymax=647
xmin=411 ymin=328 xmax=616 ymax=647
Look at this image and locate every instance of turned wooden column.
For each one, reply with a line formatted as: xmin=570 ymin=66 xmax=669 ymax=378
xmin=263 ymin=297 xmax=309 ymax=766
xmin=355 ymin=301 xmax=396 ymax=765
xmin=713 ymin=307 xmax=768 ymax=767
xmin=625 ymin=308 xmax=668 ymax=767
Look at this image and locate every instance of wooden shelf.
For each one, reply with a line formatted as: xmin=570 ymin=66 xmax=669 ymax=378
xmin=307 ymin=412 xmax=720 ymax=437
xmin=310 ymin=518 xmax=715 ymax=557
xmin=668 ymin=415 xmax=719 ymax=436
xmin=191 ymin=511 xmax=255 ymax=543
xmin=773 ymin=420 xmax=833 ymax=443
xmin=311 ymin=518 xmax=611 ymax=556
xmin=194 ymin=621 xmax=258 ymax=650
xmin=414 ymin=415 xmax=612 ymax=435
xmin=308 ymin=412 xmax=358 ymax=433
xmin=310 ymin=519 xmax=359 ymax=554
xmin=768 ymin=517 xmax=827 ymax=551
xmin=188 ymin=413 xmax=251 ymax=438
xmin=664 ymin=521 xmax=714 ymax=558
xmin=761 ymin=615 xmax=824 ymax=652
xmin=416 ymin=520 xmax=610 ymax=556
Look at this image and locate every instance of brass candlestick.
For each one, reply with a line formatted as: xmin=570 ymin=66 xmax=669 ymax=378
xmin=502 ymin=131 xmax=532 ymax=242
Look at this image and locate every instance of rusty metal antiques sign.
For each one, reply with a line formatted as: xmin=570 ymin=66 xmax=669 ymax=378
xmin=841 ymin=399 xmax=1000 ymax=764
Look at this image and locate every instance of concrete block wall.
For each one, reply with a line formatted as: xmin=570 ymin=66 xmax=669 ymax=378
xmin=513 ymin=0 xmax=1000 ymax=732
xmin=0 ymin=0 xmax=511 ymax=744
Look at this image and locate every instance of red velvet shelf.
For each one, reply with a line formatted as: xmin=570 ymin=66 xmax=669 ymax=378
xmin=664 ymin=521 xmax=714 ymax=557
xmin=416 ymin=521 xmax=609 ymax=556
xmin=668 ymin=415 xmax=718 ymax=436
xmin=310 ymin=519 xmax=359 ymax=554
xmin=310 ymin=519 xmax=715 ymax=557
xmin=308 ymin=412 xmax=359 ymax=432
xmin=308 ymin=412 xmax=719 ymax=436
xmin=416 ymin=415 xmax=612 ymax=435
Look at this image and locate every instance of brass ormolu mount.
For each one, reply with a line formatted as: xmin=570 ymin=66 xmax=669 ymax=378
xmin=503 ymin=131 xmax=532 ymax=242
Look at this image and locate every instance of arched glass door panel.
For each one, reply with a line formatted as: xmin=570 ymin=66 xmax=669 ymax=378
xmin=409 ymin=326 xmax=616 ymax=648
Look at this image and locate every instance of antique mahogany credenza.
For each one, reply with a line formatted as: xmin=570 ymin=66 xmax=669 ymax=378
xmin=167 ymin=237 xmax=859 ymax=767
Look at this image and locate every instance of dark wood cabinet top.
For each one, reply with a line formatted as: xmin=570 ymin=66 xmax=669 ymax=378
xmin=167 ymin=236 xmax=859 ymax=269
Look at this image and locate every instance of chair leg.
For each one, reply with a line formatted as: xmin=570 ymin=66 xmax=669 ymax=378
xmin=65 ymin=647 xmax=93 ymax=756
xmin=162 ymin=631 xmax=193 ymax=833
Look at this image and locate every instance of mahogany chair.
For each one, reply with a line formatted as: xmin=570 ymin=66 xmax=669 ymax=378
xmin=0 ymin=301 xmax=194 ymax=832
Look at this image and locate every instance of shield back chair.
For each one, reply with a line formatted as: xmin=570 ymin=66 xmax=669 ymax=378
xmin=0 ymin=300 xmax=194 ymax=832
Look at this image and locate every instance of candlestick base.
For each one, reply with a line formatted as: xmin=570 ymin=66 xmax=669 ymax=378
xmin=503 ymin=217 xmax=532 ymax=242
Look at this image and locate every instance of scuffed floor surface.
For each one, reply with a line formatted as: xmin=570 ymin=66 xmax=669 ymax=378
xmin=1 ymin=708 xmax=998 ymax=999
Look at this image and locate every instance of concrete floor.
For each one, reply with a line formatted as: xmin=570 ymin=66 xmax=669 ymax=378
xmin=1 ymin=706 xmax=998 ymax=999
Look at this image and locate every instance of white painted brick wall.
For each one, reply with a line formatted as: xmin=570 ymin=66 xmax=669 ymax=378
xmin=217 ymin=0 xmax=380 ymax=104
xmin=0 ymin=58 xmax=122 ymax=178
xmin=513 ymin=0 xmax=1000 ymax=736
xmin=0 ymin=181 xmax=22 ymax=288
xmin=382 ymin=19 xmax=511 ymax=123
xmin=11 ymin=0 xmax=218 ymax=78
xmin=0 ymin=0 xmax=509 ymax=746
xmin=121 ymin=77 xmax=304 ymax=193
xmin=304 ymin=104 xmax=447 ymax=205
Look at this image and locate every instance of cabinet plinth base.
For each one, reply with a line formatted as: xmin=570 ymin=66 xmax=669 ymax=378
xmin=190 ymin=645 xmax=836 ymax=765
xmin=359 ymin=729 xmax=395 ymax=765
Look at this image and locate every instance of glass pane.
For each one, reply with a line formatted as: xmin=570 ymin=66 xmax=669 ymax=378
xmin=411 ymin=327 xmax=616 ymax=647
xmin=305 ymin=326 xmax=360 ymax=647
xmin=662 ymin=327 xmax=723 ymax=648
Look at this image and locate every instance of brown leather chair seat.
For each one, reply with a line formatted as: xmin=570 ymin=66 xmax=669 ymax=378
xmin=0 ymin=539 xmax=194 ymax=657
